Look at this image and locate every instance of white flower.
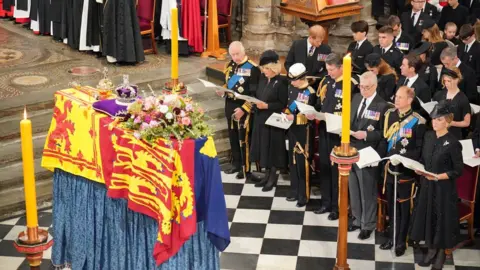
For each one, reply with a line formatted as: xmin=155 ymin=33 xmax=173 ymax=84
xmin=166 ymin=112 xmax=173 ymax=120
xmin=159 ymin=105 xmax=169 ymax=114
xmin=133 ymin=131 xmax=141 ymax=139
xmin=180 ymin=110 xmax=186 ymax=117
xmin=149 ymin=120 xmax=159 ymax=127
xmin=164 ymin=94 xmax=178 ymax=105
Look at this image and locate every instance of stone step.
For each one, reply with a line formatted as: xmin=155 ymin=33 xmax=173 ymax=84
xmin=0 ymin=108 xmax=53 ymax=141
xmin=0 ymin=158 xmax=52 ymax=192
xmin=0 ymin=132 xmax=47 ymax=167
xmin=0 ymin=177 xmax=53 ymax=220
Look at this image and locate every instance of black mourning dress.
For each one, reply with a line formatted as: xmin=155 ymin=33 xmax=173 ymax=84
xmin=250 ymin=74 xmax=289 ymax=169
xmin=433 ymin=90 xmax=471 ymax=140
xmin=409 ymin=131 xmax=463 ymax=249
xmin=377 ymin=73 xmax=397 ymax=102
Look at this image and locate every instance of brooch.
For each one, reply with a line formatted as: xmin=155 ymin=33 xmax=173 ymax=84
xmin=443 ymin=141 xmax=449 ymax=146
xmin=335 ymin=103 xmax=342 ymax=110
xmin=400 ymin=148 xmax=407 ymax=154
xmin=239 ymin=77 xmax=245 ymax=85
xmin=401 ymin=138 xmax=409 ymax=147
xmin=238 ymin=86 xmax=244 ymax=93
xmin=367 ymin=125 xmax=375 ymax=131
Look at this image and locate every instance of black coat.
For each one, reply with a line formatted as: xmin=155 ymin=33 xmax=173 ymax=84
xmin=418 ymin=63 xmax=439 ymax=97
xmin=377 ymin=73 xmax=397 ymax=102
xmin=397 ymin=76 xmax=432 ymax=103
xmin=250 ymin=75 xmax=288 ymax=169
xmin=347 ymin=40 xmax=374 ymax=74
xmin=285 ymin=39 xmax=332 ymax=79
xmin=430 ymin=41 xmax=449 ymax=66
xmin=406 ymin=2 xmax=441 ymax=21
xmin=409 ymin=131 xmax=463 ymax=249
xmin=458 ymin=41 xmax=480 ymax=86
xmin=350 ymin=93 xmax=390 ymax=152
xmin=373 ymin=45 xmax=404 ymax=75
xmin=433 ymin=89 xmax=471 ymax=140
xmin=441 ymin=63 xmax=479 ymax=104
xmin=400 ymin=11 xmax=430 ymax=46
xmin=393 ymin=31 xmax=415 ymax=55
xmin=438 ymin=4 xmax=470 ymax=34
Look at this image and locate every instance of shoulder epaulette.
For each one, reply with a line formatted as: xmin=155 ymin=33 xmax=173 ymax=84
xmin=412 ymin=112 xmax=427 ymax=125
xmin=385 ymin=107 xmax=396 ymax=116
xmin=307 ymin=86 xmax=315 ymax=94
xmin=247 ymin=59 xmax=258 ymax=67
xmin=223 ymin=62 xmax=230 ymax=73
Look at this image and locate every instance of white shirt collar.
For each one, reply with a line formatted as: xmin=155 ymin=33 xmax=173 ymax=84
xmin=456 ymin=60 xmax=462 ymax=67
xmin=307 ymin=39 xmax=314 ymax=54
xmin=406 ymin=74 xmax=419 ymax=87
xmin=358 ymin=92 xmax=377 ymax=117
xmin=382 ymin=43 xmax=393 ymax=53
xmin=357 ymin=38 xmax=367 ymax=48
xmin=466 ymin=39 xmax=475 ymax=52
xmin=411 ymin=10 xmax=420 ymax=25
xmin=395 ymin=30 xmax=402 ymax=41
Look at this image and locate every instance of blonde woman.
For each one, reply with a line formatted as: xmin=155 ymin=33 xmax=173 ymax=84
xmin=249 ymin=50 xmax=289 ymax=192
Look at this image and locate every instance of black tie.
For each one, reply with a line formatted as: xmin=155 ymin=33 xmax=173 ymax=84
xmin=411 ymin=12 xmax=416 ymax=22
xmin=357 ymin=99 xmax=367 ymax=119
xmin=465 ymin=45 xmax=469 ymax=53
xmin=404 ymin=78 xmax=410 ymax=86
xmin=355 ymin=42 xmax=359 ymax=50
xmin=394 ymin=36 xmax=397 ymax=44
xmin=308 ymin=46 xmax=314 ymax=56
xmin=382 ymin=48 xmax=386 ymax=54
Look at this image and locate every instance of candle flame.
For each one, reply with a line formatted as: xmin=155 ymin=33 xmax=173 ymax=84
xmin=23 ymin=106 xmax=27 ymax=120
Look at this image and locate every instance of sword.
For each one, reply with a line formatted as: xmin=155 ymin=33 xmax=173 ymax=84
xmin=388 ymin=167 xmax=402 ymax=258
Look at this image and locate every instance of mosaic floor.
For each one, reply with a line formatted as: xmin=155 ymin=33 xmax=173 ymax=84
xmin=1 ymin=172 xmax=480 ymax=270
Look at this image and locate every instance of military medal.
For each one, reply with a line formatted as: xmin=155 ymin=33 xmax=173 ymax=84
xmin=400 ymin=148 xmax=407 ymax=154
xmin=443 ymin=141 xmax=449 ymax=146
xmin=238 ymin=86 xmax=244 ymax=93
xmin=401 ymin=138 xmax=409 ymax=147
xmin=239 ymin=77 xmax=245 ymax=85
xmin=367 ymin=125 xmax=374 ymax=131
xmin=396 ymin=42 xmax=409 ymax=51
xmin=335 ymin=89 xmax=342 ymax=98
xmin=317 ymin=54 xmax=327 ymax=61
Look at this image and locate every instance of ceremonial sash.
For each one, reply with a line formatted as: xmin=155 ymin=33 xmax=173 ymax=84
xmin=227 ymin=62 xmax=253 ymax=89
xmin=387 ymin=117 xmax=418 ymax=152
xmin=288 ymin=89 xmax=311 ymax=113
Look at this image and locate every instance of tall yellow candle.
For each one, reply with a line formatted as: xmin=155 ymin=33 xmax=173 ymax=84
xmin=20 ymin=107 xmax=38 ymax=228
xmin=341 ymin=54 xmax=352 ymax=144
xmin=171 ymin=8 xmax=179 ymax=80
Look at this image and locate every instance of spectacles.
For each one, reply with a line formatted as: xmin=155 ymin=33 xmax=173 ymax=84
xmin=359 ymin=84 xmax=375 ymax=90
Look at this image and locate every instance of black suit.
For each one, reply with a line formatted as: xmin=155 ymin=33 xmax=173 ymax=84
xmin=347 ymin=40 xmax=374 ymax=74
xmin=441 ymin=62 xmax=479 ymax=104
xmin=393 ymin=31 xmax=415 ymax=55
xmin=418 ymin=63 xmax=439 ymax=97
xmin=372 ymin=0 xmax=385 ymax=18
xmin=373 ymin=45 xmax=404 ymax=75
xmin=458 ymin=41 xmax=480 ymax=86
xmin=400 ymin=11 xmax=430 ymax=45
xmin=396 ymin=76 xmax=432 ymax=121
xmin=285 ymin=39 xmax=332 ymax=81
xmin=406 ymin=2 xmax=441 ymax=21
xmin=460 ymin=0 xmax=480 ymax=16
xmin=349 ymin=93 xmax=390 ymax=231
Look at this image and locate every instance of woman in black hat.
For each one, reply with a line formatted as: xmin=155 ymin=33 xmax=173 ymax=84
xmin=421 ymin=19 xmax=450 ymax=67
xmin=249 ymin=50 xmax=289 ymax=191
xmin=412 ymin=41 xmax=440 ymax=97
xmin=364 ymin=53 xmax=398 ymax=102
xmin=433 ymin=67 xmax=471 ymax=140
xmin=409 ymin=100 xmax=463 ymax=270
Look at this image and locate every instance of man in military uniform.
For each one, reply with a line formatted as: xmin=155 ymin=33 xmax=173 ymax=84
xmin=311 ymin=53 xmax=359 ymax=220
xmin=379 ymin=86 xmax=426 ymax=256
xmin=373 ymin=26 xmax=404 ymax=75
xmin=218 ymin=41 xmax=260 ymax=180
xmin=284 ymin=63 xmax=317 ymax=207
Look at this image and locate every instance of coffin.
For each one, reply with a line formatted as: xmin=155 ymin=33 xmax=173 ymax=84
xmin=278 ymin=0 xmax=362 ymax=24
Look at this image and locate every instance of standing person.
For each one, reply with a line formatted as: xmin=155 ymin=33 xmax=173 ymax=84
xmin=400 ymin=1 xmax=430 ymax=45
xmin=437 ymin=0 xmax=469 ymax=33
xmin=412 ymin=41 xmax=440 ymax=97
xmin=219 ymin=41 xmax=260 ymax=180
xmin=409 ymin=100 xmax=463 ymax=270
xmin=313 ymin=53 xmax=359 ymax=220
xmin=285 ymin=24 xmax=332 ymax=87
xmin=347 ymin=20 xmax=374 ymax=75
xmin=379 ymin=86 xmax=426 ymax=256
xmin=433 ymin=68 xmax=471 ymax=139
xmin=284 ymin=63 xmax=316 ymax=207
xmin=458 ymin=24 xmax=480 ymax=89
xmin=250 ymin=50 xmax=289 ymax=192
xmin=373 ymin=26 xmax=404 ymax=75
xmin=348 ymin=71 xmax=390 ymax=240
xmin=365 ymin=53 xmax=398 ymax=102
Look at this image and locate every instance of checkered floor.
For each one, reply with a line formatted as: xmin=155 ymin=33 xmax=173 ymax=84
xmin=1 ymin=172 xmax=480 ymax=269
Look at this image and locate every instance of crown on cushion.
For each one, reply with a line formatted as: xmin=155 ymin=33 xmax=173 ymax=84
xmin=115 ymin=75 xmax=138 ymax=103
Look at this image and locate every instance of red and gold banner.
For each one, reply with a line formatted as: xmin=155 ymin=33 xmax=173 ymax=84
xmin=42 ymin=88 xmax=202 ymax=265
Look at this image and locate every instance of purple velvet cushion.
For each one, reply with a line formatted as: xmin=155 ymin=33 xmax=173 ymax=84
xmin=93 ymin=99 xmax=129 ymax=118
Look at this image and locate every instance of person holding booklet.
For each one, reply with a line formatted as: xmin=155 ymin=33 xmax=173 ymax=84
xmin=249 ymin=50 xmax=289 ymax=191
xmin=312 ymin=53 xmax=359 ymax=220
xmin=283 ymin=63 xmax=316 ymax=207
xmin=347 ymin=71 xmax=390 ymax=240
xmin=218 ymin=41 xmax=261 ymax=180
xmin=379 ymin=86 xmax=426 ymax=256
xmin=409 ymin=100 xmax=464 ymax=270
xmin=432 ymin=68 xmax=471 ymax=140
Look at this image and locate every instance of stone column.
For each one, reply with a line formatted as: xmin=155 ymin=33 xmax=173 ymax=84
xmin=241 ymin=0 xmax=276 ymax=54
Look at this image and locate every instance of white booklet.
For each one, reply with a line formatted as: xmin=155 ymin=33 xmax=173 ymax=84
xmin=294 ymin=101 xmax=325 ymax=121
xmin=460 ymin=139 xmax=480 ymax=167
xmin=389 ymin=154 xmax=438 ymax=178
xmin=234 ymin=93 xmax=264 ymax=104
xmin=198 ymin=78 xmax=236 ymax=95
xmin=417 ymin=98 xmax=438 ymax=114
xmin=471 ymin=104 xmax=480 ymax=114
xmin=265 ymin=113 xmax=294 ymax=130
xmin=357 ymin=146 xmax=383 ymax=169
xmin=325 ymin=113 xmax=343 ymax=134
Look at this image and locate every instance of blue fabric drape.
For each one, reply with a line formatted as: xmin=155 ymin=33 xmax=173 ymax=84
xmin=52 ymin=169 xmax=220 ymax=270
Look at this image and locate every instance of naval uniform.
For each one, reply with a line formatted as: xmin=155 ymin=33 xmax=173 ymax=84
xmin=285 ymin=84 xmax=316 ymax=205
xmin=314 ymin=75 xmax=358 ymax=215
xmin=382 ymin=108 xmax=426 ymax=250
xmin=223 ymin=57 xmax=261 ymax=175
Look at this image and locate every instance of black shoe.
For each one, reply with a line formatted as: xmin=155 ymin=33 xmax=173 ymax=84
xmin=358 ymin=229 xmax=373 ymax=240
xmin=262 ymin=171 xmax=278 ymax=192
xmin=379 ymin=240 xmax=393 ymax=250
xmin=348 ymin=225 xmax=361 ymax=232
xmin=247 ymin=173 xmax=262 ymax=183
xmin=296 ymin=201 xmax=307 ymax=207
xmin=286 ymin=197 xmax=297 ymax=202
xmin=328 ymin=211 xmax=339 ymax=221
xmin=395 ymin=245 xmax=406 ymax=257
xmin=255 ymin=170 xmax=270 ymax=187
xmin=313 ymin=206 xmax=330 ymax=215
xmin=418 ymin=249 xmax=438 ymax=267
xmin=225 ymin=167 xmax=241 ymax=174
xmin=235 ymin=171 xmax=245 ymax=179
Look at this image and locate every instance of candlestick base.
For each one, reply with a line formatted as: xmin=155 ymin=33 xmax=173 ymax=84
xmin=330 ymin=143 xmax=359 ymax=270
xmin=14 ymin=227 xmax=53 ymax=269
xmin=162 ymin=79 xmax=188 ymax=95
xmin=200 ymin=48 xmax=227 ymax=60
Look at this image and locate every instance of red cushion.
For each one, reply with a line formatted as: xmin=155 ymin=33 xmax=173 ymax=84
xmin=457 ymin=165 xmax=478 ymax=201
xmin=458 ymin=201 xmax=472 ymax=219
xmin=139 ymin=19 xmax=151 ymax=31
xmin=137 ymin=0 xmax=155 ymax=21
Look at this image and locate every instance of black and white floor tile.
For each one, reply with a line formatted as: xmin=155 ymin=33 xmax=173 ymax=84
xmin=1 ymin=173 xmax=480 ymax=269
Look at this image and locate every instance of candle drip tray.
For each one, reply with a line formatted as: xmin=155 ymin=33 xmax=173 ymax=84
xmin=16 ymin=228 xmax=50 ymax=245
